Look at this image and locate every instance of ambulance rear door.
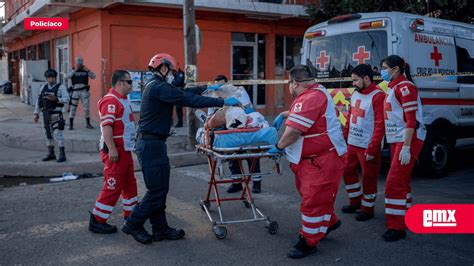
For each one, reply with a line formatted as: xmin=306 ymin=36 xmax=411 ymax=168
xmin=454 ymin=26 xmax=474 ymax=127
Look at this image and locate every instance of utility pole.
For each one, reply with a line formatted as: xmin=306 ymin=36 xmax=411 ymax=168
xmin=183 ymin=0 xmax=198 ymax=148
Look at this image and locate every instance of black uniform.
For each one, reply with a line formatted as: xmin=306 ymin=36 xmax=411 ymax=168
xmin=128 ymin=74 xmax=224 ymax=232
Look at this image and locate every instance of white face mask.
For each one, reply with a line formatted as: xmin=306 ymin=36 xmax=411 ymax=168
xmin=166 ymin=72 xmax=175 ymax=84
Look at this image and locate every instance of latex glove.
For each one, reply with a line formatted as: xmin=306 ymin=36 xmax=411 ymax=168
xmin=224 ymin=97 xmax=240 ymax=106
xmin=267 ymin=144 xmax=284 ymax=155
xmin=34 ymin=113 xmax=39 ymax=123
xmin=208 ymin=83 xmax=224 ymax=91
xmin=244 ymin=107 xmax=256 ymax=114
xmin=272 ymin=113 xmax=285 ymax=130
xmin=399 ymin=145 xmax=411 ymax=165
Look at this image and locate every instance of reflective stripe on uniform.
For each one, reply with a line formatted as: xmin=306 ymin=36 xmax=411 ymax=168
xmin=362 ymin=200 xmax=375 ymax=207
xmin=345 ymin=183 xmax=361 ymax=190
xmin=95 ymin=201 xmax=114 ymax=212
xmin=363 ymin=194 xmax=377 ymax=200
xmin=349 ymin=191 xmax=362 ymax=198
xmin=385 ymin=198 xmax=407 ymax=205
xmin=301 ymin=214 xmax=331 ymax=223
xmin=385 ymin=208 xmax=406 ymax=215
xmin=302 ymin=225 xmax=328 ymax=234
xmin=92 ymin=208 xmax=110 ymax=219
xmin=122 ymin=196 xmax=138 ymax=205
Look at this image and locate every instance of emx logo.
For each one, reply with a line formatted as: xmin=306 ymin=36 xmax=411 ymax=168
xmin=423 ymin=209 xmax=456 ymax=227
xmin=406 ymin=204 xmax=474 ymax=234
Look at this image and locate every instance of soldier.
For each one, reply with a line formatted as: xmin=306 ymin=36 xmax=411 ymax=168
xmin=68 ymin=56 xmax=96 ymax=129
xmin=34 ymin=69 xmax=69 ymax=162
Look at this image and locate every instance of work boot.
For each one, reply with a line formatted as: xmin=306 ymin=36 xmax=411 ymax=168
xmin=356 ymin=211 xmax=374 ymax=222
xmin=174 ymin=121 xmax=183 ymax=128
xmin=57 ymin=147 xmax=66 ymax=163
xmin=287 ymin=236 xmax=317 ymax=259
xmin=341 ymin=205 xmax=360 ymax=213
xmin=325 ymin=220 xmax=342 ymax=238
xmin=382 ymin=229 xmax=406 ymax=242
xmin=86 ymin=118 xmax=94 ymax=129
xmin=227 ymin=183 xmax=243 ymax=193
xmin=122 ymin=221 xmax=153 ymax=244
xmin=42 ymin=146 xmax=56 ymax=161
xmin=68 ymin=118 xmax=74 ymax=130
xmin=152 ymin=226 xmax=185 ymax=241
xmin=88 ymin=211 xmax=117 ymax=234
xmin=252 ymin=181 xmax=261 ymax=194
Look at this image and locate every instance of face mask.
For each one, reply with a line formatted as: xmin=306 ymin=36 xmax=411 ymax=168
xmin=381 ymin=69 xmax=391 ymax=82
xmin=166 ymin=72 xmax=175 ymax=84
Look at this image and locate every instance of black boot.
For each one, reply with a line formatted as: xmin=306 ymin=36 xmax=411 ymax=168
xmin=57 ymin=147 xmax=66 ymax=163
xmin=227 ymin=183 xmax=243 ymax=193
xmin=356 ymin=211 xmax=374 ymax=222
xmin=153 ymin=226 xmax=185 ymax=241
xmin=42 ymin=146 xmax=56 ymax=161
xmin=325 ymin=220 xmax=342 ymax=238
xmin=68 ymin=118 xmax=74 ymax=130
xmin=88 ymin=211 xmax=117 ymax=234
xmin=382 ymin=229 xmax=406 ymax=242
xmin=174 ymin=121 xmax=183 ymax=128
xmin=122 ymin=221 xmax=153 ymax=244
xmin=341 ymin=205 xmax=360 ymax=213
xmin=86 ymin=118 xmax=94 ymax=129
xmin=287 ymin=236 xmax=318 ymax=259
xmin=252 ymin=181 xmax=261 ymax=194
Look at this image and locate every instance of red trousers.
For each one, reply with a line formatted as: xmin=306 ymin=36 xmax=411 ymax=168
xmin=92 ymin=146 xmax=138 ymax=223
xmin=290 ymin=150 xmax=346 ymax=247
xmin=343 ymin=145 xmax=381 ymax=214
xmin=385 ymin=138 xmax=424 ymax=230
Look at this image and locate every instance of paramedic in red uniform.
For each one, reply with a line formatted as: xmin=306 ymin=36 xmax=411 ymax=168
xmin=341 ymin=64 xmax=385 ymax=221
xmin=380 ymin=55 xmax=426 ymax=241
xmin=268 ymin=65 xmax=347 ymax=259
xmin=88 ymin=70 xmax=138 ymax=234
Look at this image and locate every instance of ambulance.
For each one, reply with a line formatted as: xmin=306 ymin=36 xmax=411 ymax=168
xmin=301 ymin=12 xmax=474 ymax=176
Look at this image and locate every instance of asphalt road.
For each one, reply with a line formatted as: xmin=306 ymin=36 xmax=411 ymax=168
xmin=0 ymin=146 xmax=473 ymax=265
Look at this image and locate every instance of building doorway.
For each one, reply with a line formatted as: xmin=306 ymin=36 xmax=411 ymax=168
xmin=55 ymin=36 xmax=70 ymax=87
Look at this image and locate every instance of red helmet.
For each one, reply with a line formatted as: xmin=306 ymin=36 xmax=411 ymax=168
xmin=148 ymin=53 xmax=178 ymax=72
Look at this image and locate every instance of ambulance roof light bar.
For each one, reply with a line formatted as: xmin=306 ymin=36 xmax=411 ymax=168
xmin=410 ymin=18 xmax=424 ymax=32
xmin=328 ymin=14 xmax=362 ymax=24
xmin=304 ymin=30 xmax=326 ymax=39
xmin=359 ymin=20 xmax=386 ymax=30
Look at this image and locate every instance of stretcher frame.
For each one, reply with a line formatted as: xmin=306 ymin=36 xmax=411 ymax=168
xmin=196 ymin=144 xmax=282 ymax=239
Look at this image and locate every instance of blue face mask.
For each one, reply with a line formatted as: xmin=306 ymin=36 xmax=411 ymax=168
xmin=381 ymin=69 xmax=391 ymax=82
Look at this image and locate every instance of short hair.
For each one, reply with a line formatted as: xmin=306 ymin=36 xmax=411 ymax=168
xmin=111 ymin=70 xmax=130 ymax=87
xmin=351 ymin=64 xmax=374 ymax=81
xmin=289 ymin=65 xmax=313 ymax=82
xmin=214 ymin=75 xmax=228 ymax=83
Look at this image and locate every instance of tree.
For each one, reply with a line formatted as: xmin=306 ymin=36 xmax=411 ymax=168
xmin=305 ymin=0 xmax=473 ymax=24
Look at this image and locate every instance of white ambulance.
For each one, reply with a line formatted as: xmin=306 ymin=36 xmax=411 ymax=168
xmin=301 ymin=12 xmax=474 ymax=175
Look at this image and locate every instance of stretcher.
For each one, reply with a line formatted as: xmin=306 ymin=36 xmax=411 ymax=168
xmin=195 ymin=128 xmax=282 ymax=239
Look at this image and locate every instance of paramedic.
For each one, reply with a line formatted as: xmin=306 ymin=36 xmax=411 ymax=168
xmin=89 ymin=70 xmax=138 ymax=235
xmin=268 ymin=65 xmax=347 ymax=259
xmin=341 ymin=64 xmax=385 ymax=221
xmin=123 ymin=53 xmax=240 ymax=244
xmin=381 ymin=55 xmax=425 ymax=242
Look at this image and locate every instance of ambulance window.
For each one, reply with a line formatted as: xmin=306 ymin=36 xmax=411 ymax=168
xmin=456 ymin=38 xmax=474 ymax=84
xmin=308 ymin=30 xmax=388 ymax=88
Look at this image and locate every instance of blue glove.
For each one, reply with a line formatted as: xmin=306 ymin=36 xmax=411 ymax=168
xmin=208 ymin=83 xmax=224 ymax=91
xmin=244 ymin=107 xmax=256 ymax=114
xmin=272 ymin=113 xmax=285 ymax=130
xmin=267 ymin=144 xmax=284 ymax=155
xmin=224 ymin=97 xmax=240 ymax=106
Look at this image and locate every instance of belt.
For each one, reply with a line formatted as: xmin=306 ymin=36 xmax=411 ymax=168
xmin=139 ymin=132 xmax=168 ymax=141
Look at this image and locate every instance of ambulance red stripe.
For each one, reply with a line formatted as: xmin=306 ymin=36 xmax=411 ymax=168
xmin=421 ymin=98 xmax=474 ymax=106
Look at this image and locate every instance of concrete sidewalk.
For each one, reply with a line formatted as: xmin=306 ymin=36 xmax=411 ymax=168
xmin=0 ymin=94 xmax=205 ymax=177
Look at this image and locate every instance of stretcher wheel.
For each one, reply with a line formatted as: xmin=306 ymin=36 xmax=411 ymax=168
xmin=243 ymin=200 xmax=251 ymax=208
xmin=200 ymin=201 xmax=210 ymax=211
xmin=266 ymin=221 xmax=278 ymax=235
xmin=213 ymin=225 xmax=227 ymax=239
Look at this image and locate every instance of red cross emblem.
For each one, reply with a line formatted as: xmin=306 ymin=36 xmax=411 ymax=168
xmin=352 ymin=46 xmax=371 ymax=65
xmin=351 ymin=99 xmax=366 ymax=124
xmin=430 ymin=46 xmax=442 ymax=67
xmin=384 ymin=101 xmax=392 ymax=120
xmin=316 ymin=50 xmax=330 ymax=70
